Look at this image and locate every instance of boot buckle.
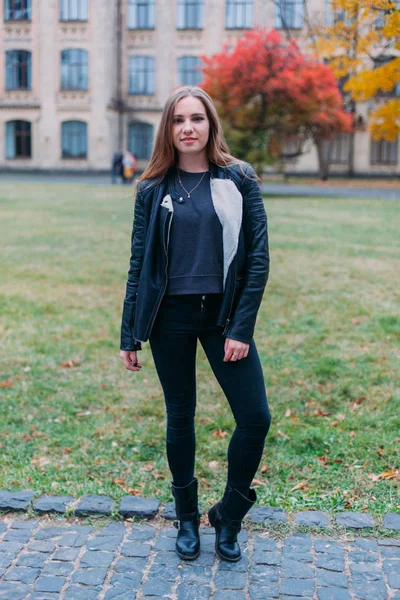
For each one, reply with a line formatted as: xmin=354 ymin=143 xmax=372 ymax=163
xmin=173 ymin=519 xmax=180 ymax=530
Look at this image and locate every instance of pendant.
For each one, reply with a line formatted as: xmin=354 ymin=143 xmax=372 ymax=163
xmin=188 ymin=194 xmax=191 ymax=198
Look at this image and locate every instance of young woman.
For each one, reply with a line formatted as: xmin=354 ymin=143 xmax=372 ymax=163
xmin=119 ymin=86 xmax=271 ymax=563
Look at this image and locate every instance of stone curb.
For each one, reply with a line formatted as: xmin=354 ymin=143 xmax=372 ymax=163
xmin=0 ymin=492 xmax=399 ymax=531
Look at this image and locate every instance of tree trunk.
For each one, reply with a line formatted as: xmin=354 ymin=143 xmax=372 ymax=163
xmin=316 ymin=139 xmax=332 ymax=181
xmin=348 ymin=99 xmax=356 ymax=177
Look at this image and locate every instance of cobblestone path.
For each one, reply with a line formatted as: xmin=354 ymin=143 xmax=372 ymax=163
xmin=0 ymin=517 xmax=399 ymax=599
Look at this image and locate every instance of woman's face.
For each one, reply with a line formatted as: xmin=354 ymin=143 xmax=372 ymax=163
xmin=172 ymin=96 xmax=210 ymax=160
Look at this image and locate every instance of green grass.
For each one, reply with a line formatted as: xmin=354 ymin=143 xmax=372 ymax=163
xmin=0 ymin=183 xmax=399 ymax=517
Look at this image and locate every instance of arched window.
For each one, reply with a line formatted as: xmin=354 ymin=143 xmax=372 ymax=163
xmin=61 ymin=121 xmax=87 ymax=158
xmin=128 ymin=56 xmax=155 ymax=95
xmin=177 ymin=56 xmax=203 ymax=86
xmin=4 ymin=0 xmax=31 ymax=20
xmin=60 ymin=49 xmax=88 ymax=90
xmin=128 ymin=122 xmax=153 ymax=159
xmin=5 ymin=120 xmax=31 ymax=158
xmin=60 ymin=0 xmax=88 ymax=21
xmin=5 ymin=50 xmax=32 ymax=90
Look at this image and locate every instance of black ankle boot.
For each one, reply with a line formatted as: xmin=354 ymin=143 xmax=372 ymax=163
xmin=171 ymin=478 xmax=200 ymax=560
xmin=208 ymin=484 xmax=256 ymax=562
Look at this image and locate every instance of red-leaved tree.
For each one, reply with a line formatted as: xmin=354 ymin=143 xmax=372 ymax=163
xmin=201 ymin=28 xmax=352 ymax=179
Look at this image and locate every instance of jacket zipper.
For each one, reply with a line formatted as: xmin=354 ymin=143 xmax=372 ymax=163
xmin=223 ymin=263 xmax=237 ymax=336
xmin=144 ymin=209 xmax=173 ymax=339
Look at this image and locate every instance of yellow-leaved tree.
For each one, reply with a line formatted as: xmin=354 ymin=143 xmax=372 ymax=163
xmin=310 ymin=0 xmax=400 ymax=175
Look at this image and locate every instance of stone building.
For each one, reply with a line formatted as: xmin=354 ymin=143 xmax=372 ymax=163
xmin=0 ymin=0 xmax=398 ymax=175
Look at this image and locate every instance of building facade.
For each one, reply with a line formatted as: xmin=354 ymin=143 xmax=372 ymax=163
xmin=0 ymin=0 xmax=398 ymax=175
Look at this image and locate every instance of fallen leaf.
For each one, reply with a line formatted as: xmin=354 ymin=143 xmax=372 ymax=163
xmin=336 ymin=413 xmax=346 ymax=421
xmin=251 ymin=479 xmax=263 ymax=486
xmin=31 ymin=456 xmax=51 ymax=468
xmin=368 ymin=470 xmax=399 ymax=481
xmin=0 ymin=380 xmax=13 ymax=388
xmin=260 ymin=465 xmax=268 ymax=473
xmin=62 ymin=447 xmax=72 ymax=454
xmin=285 ymin=409 xmax=291 ymax=417
xmin=76 ymin=411 xmax=91 ymax=417
xmin=212 ymin=429 xmax=228 ymax=438
xmin=305 ymin=401 xmax=316 ymax=408
xmin=313 ymin=409 xmax=331 ymax=417
xmin=330 ymin=421 xmax=339 ymax=427
xmin=350 ymin=431 xmax=356 ymax=437
xmin=291 ymin=481 xmax=308 ymax=492
xmin=99 ymin=384 xmax=108 ymax=389
xmin=277 ymin=430 xmax=291 ymax=440
xmin=113 ymin=477 xmax=126 ymax=485
xmin=60 ymin=359 xmax=81 ymax=368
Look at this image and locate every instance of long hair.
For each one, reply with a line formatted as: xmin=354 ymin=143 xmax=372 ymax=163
xmin=138 ymin=86 xmax=242 ymax=183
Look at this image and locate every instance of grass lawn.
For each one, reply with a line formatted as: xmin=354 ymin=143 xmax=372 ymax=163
xmin=0 ymin=182 xmax=399 ymax=517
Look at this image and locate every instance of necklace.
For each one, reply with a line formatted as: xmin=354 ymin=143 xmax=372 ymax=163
xmin=177 ymin=168 xmax=208 ymax=198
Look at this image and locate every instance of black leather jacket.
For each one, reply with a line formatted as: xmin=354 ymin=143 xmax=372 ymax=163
xmin=120 ymin=162 xmax=269 ymax=351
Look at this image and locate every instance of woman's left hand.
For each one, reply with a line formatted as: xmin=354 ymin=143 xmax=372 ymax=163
xmin=223 ymin=338 xmax=250 ymax=362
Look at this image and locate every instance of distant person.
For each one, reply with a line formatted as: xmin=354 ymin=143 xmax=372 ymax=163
xmin=131 ymin=153 xmax=137 ymax=182
xmin=119 ymin=86 xmax=271 ymax=563
xmin=111 ymin=151 xmax=123 ymax=184
xmin=122 ymin=150 xmax=135 ymax=184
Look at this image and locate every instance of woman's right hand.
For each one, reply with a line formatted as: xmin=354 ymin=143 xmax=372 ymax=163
xmin=119 ymin=350 xmax=142 ymax=372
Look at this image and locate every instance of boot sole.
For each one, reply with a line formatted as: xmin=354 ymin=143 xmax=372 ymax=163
xmin=176 ymin=548 xmax=200 ymax=560
xmin=215 ymin=541 xmax=241 ymax=562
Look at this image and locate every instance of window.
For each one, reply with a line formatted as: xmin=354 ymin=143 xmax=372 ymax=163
xmin=128 ymin=56 xmax=155 ymax=94
xmin=5 ymin=50 xmax=31 ymax=90
xmin=60 ymin=0 xmax=88 ymax=21
xmin=60 ymin=49 xmax=88 ymax=90
xmin=177 ymin=0 xmax=204 ymax=29
xmin=128 ymin=122 xmax=153 ymax=159
xmin=275 ymin=0 xmax=304 ymax=29
xmin=225 ymin=0 xmax=253 ymax=29
xmin=370 ymin=138 xmax=398 ymax=165
xmin=4 ymin=0 xmax=31 ymax=20
xmin=330 ymin=133 xmax=350 ymax=164
xmin=5 ymin=120 xmax=31 ymax=158
xmin=61 ymin=121 xmax=87 ymax=158
xmin=177 ymin=56 xmax=202 ymax=86
xmin=128 ymin=0 xmax=155 ymax=29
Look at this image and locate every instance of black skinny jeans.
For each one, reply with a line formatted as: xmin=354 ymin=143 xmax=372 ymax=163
xmin=149 ymin=293 xmax=271 ymax=495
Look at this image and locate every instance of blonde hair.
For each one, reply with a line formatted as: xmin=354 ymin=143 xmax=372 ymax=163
xmin=138 ymin=86 xmax=242 ymax=183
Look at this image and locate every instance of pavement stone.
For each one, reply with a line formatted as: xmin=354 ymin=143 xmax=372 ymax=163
xmin=0 ymin=514 xmax=398 ymax=599
xmin=33 ymin=495 xmax=75 ymax=515
xmin=75 ymin=494 xmax=114 ymax=516
xmin=0 ymin=491 xmax=34 ymax=512
xmin=384 ymin=512 xmax=400 ymax=530
xmin=34 ymin=576 xmax=66 ymax=592
xmin=0 ymin=582 xmax=32 ymax=600
xmin=336 ymin=512 xmax=375 ymax=529
xmin=316 ymin=554 xmax=345 ymax=572
xmin=176 ymin=584 xmax=211 ymax=599
xmin=249 ymin=505 xmax=287 ymax=524
xmin=294 ymin=510 xmax=330 ymax=527
xmin=119 ymin=496 xmax=160 ymax=519
xmin=63 ymin=585 xmax=101 ymax=599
